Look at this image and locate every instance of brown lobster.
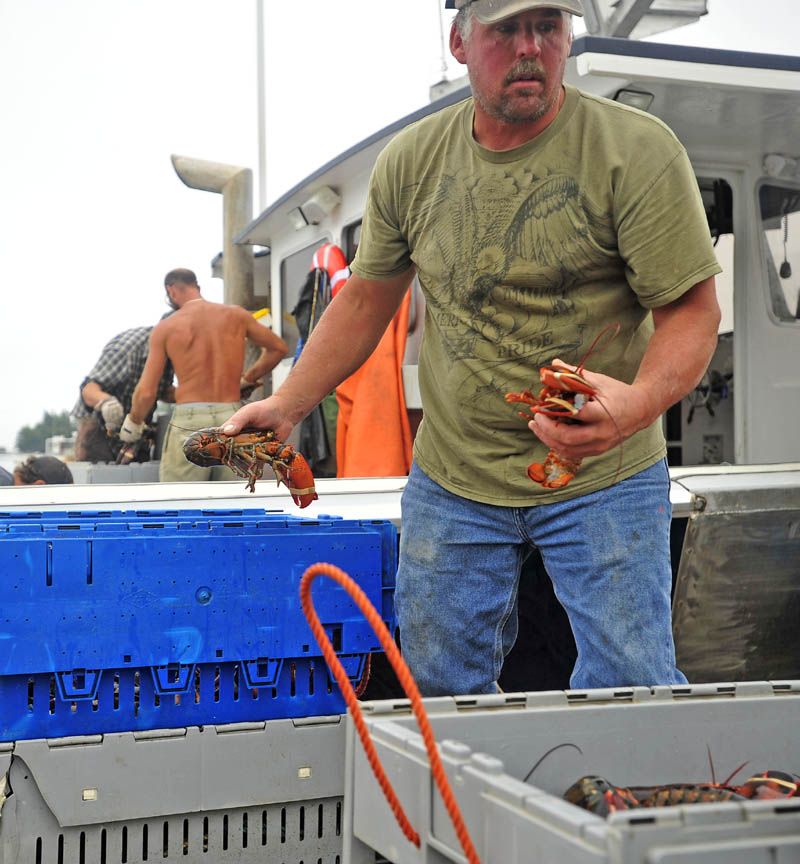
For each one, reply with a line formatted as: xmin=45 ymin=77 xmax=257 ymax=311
xmin=565 ymin=770 xmax=799 ymax=817
xmin=182 ymin=427 xmax=318 ymax=508
xmin=505 ymin=324 xmax=620 ymax=489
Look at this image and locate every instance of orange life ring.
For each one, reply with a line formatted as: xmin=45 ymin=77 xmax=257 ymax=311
xmin=310 ymin=242 xmax=349 ymax=298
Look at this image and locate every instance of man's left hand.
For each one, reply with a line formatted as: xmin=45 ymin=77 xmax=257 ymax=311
xmin=97 ymin=396 xmax=124 ymax=432
xmin=119 ymin=414 xmax=145 ymax=443
xmin=240 ymin=376 xmax=263 ymax=400
xmin=527 ymin=360 xmax=654 ymax=461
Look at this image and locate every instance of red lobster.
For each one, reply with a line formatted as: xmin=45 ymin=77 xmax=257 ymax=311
xmin=565 ymin=769 xmax=799 ymax=817
xmin=505 ymin=325 xmax=620 ymax=489
xmin=182 ymin=426 xmax=318 ymax=508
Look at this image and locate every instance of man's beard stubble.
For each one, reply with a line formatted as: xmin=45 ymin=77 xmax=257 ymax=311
xmin=470 ymin=59 xmax=555 ymax=126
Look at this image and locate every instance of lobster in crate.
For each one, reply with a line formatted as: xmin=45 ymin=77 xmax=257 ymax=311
xmin=565 ymin=769 xmax=800 ymax=817
xmin=505 ymin=325 xmax=620 ymax=489
xmin=183 ymin=427 xmax=318 ymax=508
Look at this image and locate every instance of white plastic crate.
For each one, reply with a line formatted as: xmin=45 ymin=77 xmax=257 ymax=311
xmin=344 ymin=681 xmax=800 ymax=864
xmin=0 ymin=716 xmax=347 ymax=864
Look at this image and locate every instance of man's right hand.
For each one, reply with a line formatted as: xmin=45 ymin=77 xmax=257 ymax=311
xmin=222 ymin=396 xmax=295 ymax=442
xmin=97 ymin=396 xmax=124 ymax=433
xmin=119 ymin=414 xmax=146 ymax=443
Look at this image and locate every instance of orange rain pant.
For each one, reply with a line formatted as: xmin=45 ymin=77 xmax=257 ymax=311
xmin=335 ymin=291 xmax=413 ymax=477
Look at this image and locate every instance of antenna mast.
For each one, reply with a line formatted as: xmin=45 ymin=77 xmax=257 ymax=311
xmin=436 ymin=0 xmax=449 ymax=82
xmin=256 ymin=0 xmax=267 ymax=210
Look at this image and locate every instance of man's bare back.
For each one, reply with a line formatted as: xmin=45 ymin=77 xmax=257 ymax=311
xmin=118 ymin=269 xmax=288 ymax=481
xmin=161 ymin=300 xmax=252 ymax=403
xmin=125 ymin=271 xmax=287 ymax=431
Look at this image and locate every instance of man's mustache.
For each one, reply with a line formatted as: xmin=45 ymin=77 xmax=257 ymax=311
xmin=505 ymin=61 xmax=546 ymax=85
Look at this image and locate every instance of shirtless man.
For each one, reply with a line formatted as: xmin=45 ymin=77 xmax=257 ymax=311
xmin=121 ymin=268 xmax=288 ymax=482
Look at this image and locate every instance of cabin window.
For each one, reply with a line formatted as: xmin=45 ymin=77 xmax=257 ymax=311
xmin=759 ymin=184 xmax=800 ymax=323
xmin=343 ymin=220 xmax=361 ymax=264
xmin=280 ymin=239 xmax=328 ymax=357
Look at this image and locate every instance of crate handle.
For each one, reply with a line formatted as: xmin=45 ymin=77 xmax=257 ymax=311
xmin=150 ymin=664 xmax=196 ymax=695
xmin=56 ymin=669 xmax=102 ymax=701
xmin=338 ymin=653 xmax=366 ymax=681
xmin=240 ymin=657 xmax=282 ymax=687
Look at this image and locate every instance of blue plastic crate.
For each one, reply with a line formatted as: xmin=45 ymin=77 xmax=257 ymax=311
xmin=0 ymin=509 xmax=396 ymax=740
xmin=0 ymin=507 xmax=336 ymax=529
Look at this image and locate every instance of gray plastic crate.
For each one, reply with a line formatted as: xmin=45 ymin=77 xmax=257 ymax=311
xmin=344 ymin=681 xmax=800 ymax=864
xmin=0 ymin=716 xmax=347 ymax=864
xmin=67 ymin=461 xmax=161 ymax=484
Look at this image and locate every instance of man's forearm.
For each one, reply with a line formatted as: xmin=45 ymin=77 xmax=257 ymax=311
xmin=632 ymin=276 xmax=721 ymax=428
xmin=243 ymin=347 xmax=286 ymax=383
xmin=129 ymin=386 xmax=157 ymax=425
xmin=81 ymin=381 xmax=111 ymax=409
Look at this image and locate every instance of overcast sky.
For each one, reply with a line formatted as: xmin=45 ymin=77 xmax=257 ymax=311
xmin=0 ymin=0 xmax=796 ymax=451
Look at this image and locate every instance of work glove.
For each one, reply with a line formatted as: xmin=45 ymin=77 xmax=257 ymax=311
xmin=119 ymin=414 xmax=145 ymax=444
xmin=97 ymin=396 xmax=124 ymax=433
xmin=240 ymin=376 xmax=263 ymax=400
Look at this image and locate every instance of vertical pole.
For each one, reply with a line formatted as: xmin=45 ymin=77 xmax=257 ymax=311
xmin=436 ymin=0 xmax=449 ymax=82
xmin=256 ymin=0 xmax=267 ymax=211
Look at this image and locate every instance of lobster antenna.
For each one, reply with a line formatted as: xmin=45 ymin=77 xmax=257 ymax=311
xmin=591 ymin=393 xmax=625 ymax=484
xmin=523 ymin=742 xmax=583 ymax=783
xmin=576 ymin=322 xmax=621 ymax=371
xmin=705 ymin=745 xmax=750 ymax=787
xmin=721 ymin=759 xmax=751 ymax=787
xmin=567 ymin=321 xmax=624 ymax=484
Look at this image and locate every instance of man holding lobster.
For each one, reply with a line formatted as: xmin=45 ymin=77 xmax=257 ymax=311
xmin=223 ymin=0 xmax=722 ymax=694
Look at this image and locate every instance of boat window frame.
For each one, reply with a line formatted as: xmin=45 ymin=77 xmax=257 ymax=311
xmin=756 ymin=177 xmax=800 ymax=327
xmin=343 ymin=219 xmax=362 ymax=265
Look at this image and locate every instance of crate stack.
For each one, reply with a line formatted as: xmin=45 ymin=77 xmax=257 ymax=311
xmin=344 ymin=682 xmax=800 ymax=864
xmin=0 ymin=507 xmax=396 ymax=864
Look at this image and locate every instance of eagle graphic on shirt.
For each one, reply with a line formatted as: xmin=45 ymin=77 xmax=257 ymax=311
xmin=401 ymin=167 xmax=619 ymax=376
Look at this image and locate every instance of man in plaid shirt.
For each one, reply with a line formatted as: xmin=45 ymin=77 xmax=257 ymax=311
xmin=72 ymin=325 xmax=175 ymax=462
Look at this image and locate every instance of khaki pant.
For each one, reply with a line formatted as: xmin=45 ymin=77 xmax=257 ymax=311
xmin=159 ymin=402 xmax=241 ymax=483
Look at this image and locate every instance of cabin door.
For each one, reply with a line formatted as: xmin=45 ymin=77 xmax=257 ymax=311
xmin=737 ymin=179 xmax=800 ymax=464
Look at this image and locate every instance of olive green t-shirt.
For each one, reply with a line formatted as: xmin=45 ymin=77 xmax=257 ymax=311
xmin=351 ymin=85 xmax=721 ymax=505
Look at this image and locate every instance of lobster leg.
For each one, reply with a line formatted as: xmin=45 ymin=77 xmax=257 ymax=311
xmin=224 ymin=446 xmax=264 ymax=492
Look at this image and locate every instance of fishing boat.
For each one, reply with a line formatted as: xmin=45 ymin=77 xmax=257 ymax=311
xmin=1 ymin=3 xmax=799 ymax=861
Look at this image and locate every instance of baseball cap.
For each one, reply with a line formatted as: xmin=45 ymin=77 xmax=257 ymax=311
xmin=446 ymin=0 xmax=584 ymax=21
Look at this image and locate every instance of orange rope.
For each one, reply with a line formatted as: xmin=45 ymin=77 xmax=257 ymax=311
xmin=300 ymin=562 xmax=481 ymax=864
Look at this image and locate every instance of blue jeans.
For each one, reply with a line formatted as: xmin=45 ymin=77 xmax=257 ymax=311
xmin=396 ymin=459 xmax=686 ymax=695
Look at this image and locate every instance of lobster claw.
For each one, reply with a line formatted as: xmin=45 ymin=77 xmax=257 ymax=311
xmin=528 ymin=451 xmax=582 ymax=489
xmin=272 ymin=451 xmax=319 ymax=509
xmin=539 ymin=366 xmax=596 ymax=397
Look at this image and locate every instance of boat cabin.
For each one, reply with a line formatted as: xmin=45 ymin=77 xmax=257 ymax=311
xmin=237 ymin=36 xmax=800 ymax=472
